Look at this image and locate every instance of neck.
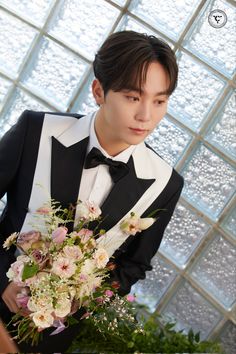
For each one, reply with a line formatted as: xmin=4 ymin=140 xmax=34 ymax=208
xmin=94 ymin=110 xmax=130 ymax=157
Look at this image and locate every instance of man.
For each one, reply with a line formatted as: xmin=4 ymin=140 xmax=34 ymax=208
xmin=0 ymin=31 xmax=183 ymax=351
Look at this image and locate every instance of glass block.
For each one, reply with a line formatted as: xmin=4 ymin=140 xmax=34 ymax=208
xmin=146 ymin=117 xmax=192 ymax=167
xmin=131 ymin=255 xmax=177 ymax=313
xmin=22 ymin=37 xmax=88 ymax=111
xmin=184 ymin=0 xmax=236 ymax=77
xmin=117 ymin=15 xmax=172 ymax=45
xmin=0 ymin=76 xmax=12 ymax=112
xmin=0 ymin=9 xmax=37 ymax=78
xmin=190 ymin=233 xmax=236 ymax=309
xmin=221 ymin=206 xmax=236 ymax=239
xmin=159 ymin=202 xmax=210 ymax=268
xmin=48 ymin=0 xmax=120 ymax=60
xmin=0 ymin=88 xmax=50 ymax=138
xmin=219 ymin=321 xmax=236 ymax=354
xmin=168 ymin=51 xmax=225 ymax=132
xmin=182 ymin=144 xmax=236 ymax=221
xmin=205 ymin=90 xmax=236 ymax=161
xmin=0 ymin=0 xmax=55 ymax=26
xmin=161 ymin=280 xmax=222 ymax=339
xmin=112 ymin=0 xmax=127 ymax=6
xmin=129 ymin=0 xmax=201 ymax=40
xmin=73 ymin=73 xmax=98 ymax=115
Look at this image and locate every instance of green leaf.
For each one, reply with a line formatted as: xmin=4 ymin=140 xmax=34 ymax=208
xmin=22 ymin=263 xmax=39 ymax=281
xmin=195 ymin=332 xmax=200 ymax=343
xmin=67 ymin=316 xmax=79 ymax=326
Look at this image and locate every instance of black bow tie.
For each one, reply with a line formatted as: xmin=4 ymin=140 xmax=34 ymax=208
xmin=84 ymin=147 xmax=129 ymax=183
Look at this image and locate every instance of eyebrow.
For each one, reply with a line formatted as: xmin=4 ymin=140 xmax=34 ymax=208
xmin=122 ymin=87 xmax=169 ymax=96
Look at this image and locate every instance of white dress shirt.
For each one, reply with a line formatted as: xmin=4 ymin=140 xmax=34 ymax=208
xmin=78 ymin=111 xmax=136 ymax=207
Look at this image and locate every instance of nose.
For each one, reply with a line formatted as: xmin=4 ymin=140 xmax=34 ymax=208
xmin=135 ymin=103 xmax=151 ymax=122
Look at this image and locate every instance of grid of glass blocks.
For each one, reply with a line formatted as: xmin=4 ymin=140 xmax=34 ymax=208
xmin=146 ymin=117 xmax=192 ymax=167
xmin=48 ymin=0 xmax=120 ymax=60
xmin=159 ymin=201 xmax=211 ymax=268
xmin=131 ymin=254 xmax=178 ymax=312
xmin=221 ymin=205 xmax=236 ymax=239
xmin=184 ymin=0 xmax=236 ymax=77
xmin=168 ymin=51 xmax=225 ymax=132
xmin=190 ymin=233 xmax=236 ymax=309
xmin=0 ymin=8 xmax=37 ymax=78
xmin=181 ymin=143 xmax=236 ymax=221
xmin=22 ymin=37 xmax=89 ymax=111
xmin=0 ymin=0 xmax=235 ymax=345
xmin=161 ymin=280 xmax=222 ymax=339
xmin=128 ymin=0 xmax=201 ymax=41
xmin=205 ymin=90 xmax=236 ymax=161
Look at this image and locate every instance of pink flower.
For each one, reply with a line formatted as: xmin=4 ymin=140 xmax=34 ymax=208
xmin=126 ymin=294 xmax=136 ymax=302
xmin=52 ymin=227 xmax=67 ymax=244
xmin=120 ymin=214 xmax=155 ymax=236
xmin=17 ymin=231 xmax=41 ymax=251
xmin=76 ymin=201 xmax=101 ymax=221
xmin=6 ymin=260 xmax=25 ymax=285
xmin=105 ymin=290 xmax=114 ymax=298
xmin=16 ymin=292 xmax=30 ymax=309
xmin=52 ymin=257 xmax=76 ymax=278
xmin=31 ymin=249 xmax=48 ymax=268
xmin=76 ymin=228 xmax=93 ymax=243
xmin=63 ymin=245 xmax=83 ymax=260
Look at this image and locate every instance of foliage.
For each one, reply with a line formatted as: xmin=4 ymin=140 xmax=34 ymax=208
xmin=69 ymin=302 xmax=223 ymax=353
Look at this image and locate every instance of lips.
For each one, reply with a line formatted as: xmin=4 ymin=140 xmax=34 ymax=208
xmin=129 ymin=127 xmax=148 ymax=134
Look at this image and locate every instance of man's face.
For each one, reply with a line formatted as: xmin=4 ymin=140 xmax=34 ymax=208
xmin=93 ymin=61 xmax=170 ymax=156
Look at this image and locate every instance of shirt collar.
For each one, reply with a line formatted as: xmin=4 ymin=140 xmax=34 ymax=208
xmin=87 ymin=111 xmax=136 ymax=163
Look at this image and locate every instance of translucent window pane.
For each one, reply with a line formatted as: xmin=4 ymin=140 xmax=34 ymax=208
xmin=190 ymin=234 xmax=236 ymax=309
xmin=0 ymin=0 xmax=56 ymax=26
xmin=22 ymin=37 xmax=88 ymax=111
xmin=129 ymin=0 xmax=201 ymax=40
xmin=117 ymin=15 xmax=172 ymax=44
xmin=146 ymin=117 xmax=192 ymax=167
xmin=182 ymin=144 xmax=236 ymax=221
xmin=218 ymin=321 xmax=236 ymax=354
xmin=221 ymin=206 xmax=236 ymax=239
xmin=161 ymin=281 xmax=222 ymax=339
xmin=48 ymin=0 xmax=120 ymax=60
xmin=159 ymin=202 xmax=210 ymax=268
xmin=112 ymin=0 xmax=127 ymax=6
xmin=205 ymin=90 xmax=236 ymax=161
xmin=168 ymin=52 xmax=225 ymax=132
xmin=184 ymin=0 xmax=236 ymax=77
xmin=0 ymin=9 xmax=37 ymax=78
xmin=0 ymin=88 xmax=51 ymax=138
xmin=0 ymin=76 xmax=12 ymax=112
xmin=131 ymin=255 xmax=177 ymax=313
xmin=73 ymin=74 xmax=97 ymax=115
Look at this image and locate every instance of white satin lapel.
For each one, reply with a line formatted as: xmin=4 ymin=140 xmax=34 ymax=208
xmin=96 ymin=144 xmax=173 ymax=257
xmin=21 ymin=112 xmax=94 ymax=232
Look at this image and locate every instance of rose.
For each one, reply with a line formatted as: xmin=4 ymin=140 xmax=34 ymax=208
xmin=76 ymin=228 xmax=93 ymax=243
xmin=54 ymin=297 xmax=72 ymax=318
xmin=31 ymin=310 xmax=54 ymax=328
xmin=126 ymin=294 xmax=135 ymax=302
xmin=76 ymin=201 xmax=101 ymax=221
xmin=63 ymin=245 xmax=83 ymax=260
xmin=6 ymin=258 xmax=29 ymax=285
xmin=52 ymin=227 xmax=67 ymax=244
xmin=105 ymin=289 xmax=114 ymax=298
xmin=17 ymin=231 xmax=41 ymax=252
xmin=93 ymin=248 xmax=109 ymax=269
xmin=31 ymin=249 xmax=49 ymax=269
xmin=16 ymin=292 xmax=30 ymax=309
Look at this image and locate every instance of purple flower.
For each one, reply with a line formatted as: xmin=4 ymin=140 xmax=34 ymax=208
xmin=52 ymin=227 xmax=67 ymax=244
xmin=17 ymin=231 xmax=41 ymax=251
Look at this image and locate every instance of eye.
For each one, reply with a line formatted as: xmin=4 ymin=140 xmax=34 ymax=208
xmin=155 ymin=100 xmax=165 ymax=105
xmin=126 ymin=96 xmax=139 ymax=102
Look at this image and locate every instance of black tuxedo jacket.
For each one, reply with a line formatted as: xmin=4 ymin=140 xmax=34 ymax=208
xmin=0 ymin=110 xmax=183 ymax=297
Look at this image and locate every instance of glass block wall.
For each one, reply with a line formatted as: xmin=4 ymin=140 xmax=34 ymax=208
xmin=0 ymin=0 xmax=235 ymax=351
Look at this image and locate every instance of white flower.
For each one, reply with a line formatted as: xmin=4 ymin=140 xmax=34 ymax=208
xmin=80 ymin=259 xmax=96 ymax=276
xmin=54 ymin=297 xmax=72 ymax=318
xmin=63 ymin=245 xmax=83 ymax=260
xmin=6 ymin=260 xmax=25 ymax=284
xmin=93 ymin=248 xmax=109 ymax=268
xmin=27 ymin=296 xmax=53 ymax=312
xmin=76 ymin=201 xmax=101 ymax=221
xmin=31 ymin=310 xmax=54 ymax=328
xmin=52 ymin=257 xmax=76 ymax=278
xmin=120 ymin=213 xmax=155 ymax=235
xmin=3 ymin=232 xmax=18 ymax=249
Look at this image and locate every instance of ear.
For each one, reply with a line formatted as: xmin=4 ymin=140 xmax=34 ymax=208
xmin=92 ymin=79 xmax=105 ymax=105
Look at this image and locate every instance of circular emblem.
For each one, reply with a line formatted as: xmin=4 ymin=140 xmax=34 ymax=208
xmin=208 ymin=9 xmax=227 ymax=28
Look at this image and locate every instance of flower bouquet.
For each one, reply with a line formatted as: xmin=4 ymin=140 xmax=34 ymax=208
xmin=3 ymin=200 xmax=155 ymax=345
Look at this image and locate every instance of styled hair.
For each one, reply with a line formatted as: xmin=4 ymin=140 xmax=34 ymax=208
xmin=93 ymin=30 xmax=178 ymax=97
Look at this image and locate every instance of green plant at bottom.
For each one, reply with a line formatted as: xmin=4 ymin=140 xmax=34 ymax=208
xmin=68 ymin=300 xmax=223 ymax=353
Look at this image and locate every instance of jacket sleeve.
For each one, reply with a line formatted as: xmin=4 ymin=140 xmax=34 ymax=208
xmin=0 ymin=110 xmax=30 ymax=199
xmin=109 ymin=178 xmax=184 ymax=296
xmin=0 ymin=110 xmax=29 ymax=296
